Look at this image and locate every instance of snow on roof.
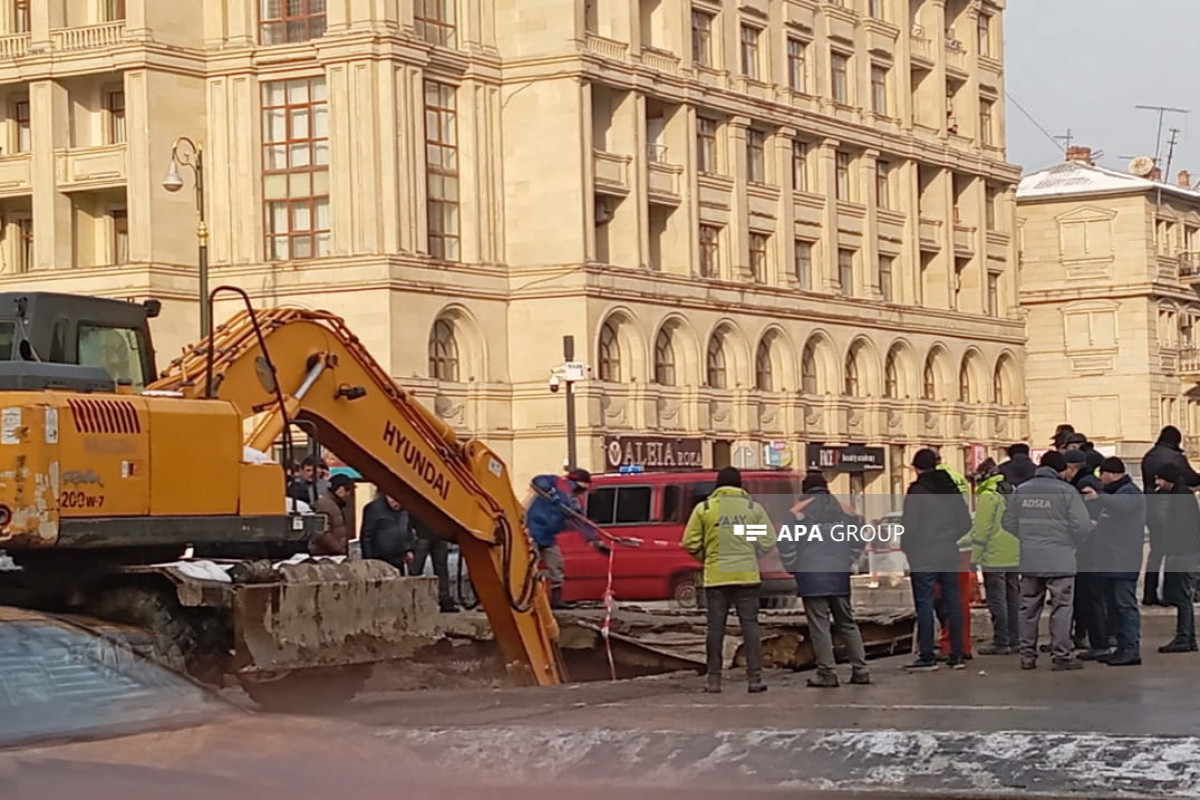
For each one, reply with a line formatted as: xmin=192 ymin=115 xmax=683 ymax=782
xmin=1017 ymin=160 xmax=1200 ymax=203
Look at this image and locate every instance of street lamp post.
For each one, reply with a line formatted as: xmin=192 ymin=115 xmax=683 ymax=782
xmin=162 ymin=137 xmax=209 ymax=341
xmin=549 ymin=337 xmax=588 ymax=472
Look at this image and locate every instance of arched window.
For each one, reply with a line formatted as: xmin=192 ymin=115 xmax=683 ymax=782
xmin=428 ymin=318 xmax=459 ymax=381
xmin=598 ymin=321 xmax=621 ymax=382
xmin=922 ymin=355 xmax=936 ymax=400
xmin=844 ymin=347 xmax=860 ymax=396
xmin=993 ymin=364 xmax=1005 ymax=405
xmin=801 ymin=343 xmax=818 ymax=394
xmin=959 ymin=362 xmax=972 ymax=402
xmin=884 ymin=349 xmax=899 ymax=399
xmin=706 ymin=332 xmax=727 ymax=389
xmin=755 ymin=338 xmax=773 ymax=391
xmin=654 ymin=327 xmax=676 ymax=386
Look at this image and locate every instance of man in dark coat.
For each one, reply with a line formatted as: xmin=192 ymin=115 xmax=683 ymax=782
xmin=1140 ymin=426 xmax=1200 ymax=605
xmin=998 ymin=443 xmax=1036 ymax=487
xmin=779 ymin=473 xmax=868 ymax=688
xmin=1150 ymin=463 xmax=1200 ymax=653
xmin=900 ymin=448 xmax=971 ymax=671
xmin=1089 ymin=457 xmax=1147 ymax=667
xmin=1065 ymin=449 xmax=1108 ymax=659
xmin=360 ymin=490 xmax=415 ymax=573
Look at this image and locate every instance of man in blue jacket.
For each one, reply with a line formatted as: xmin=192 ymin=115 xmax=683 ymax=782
xmin=1087 ymin=457 xmax=1148 ymax=666
xmin=527 ymin=469 xmax=603 ymax=608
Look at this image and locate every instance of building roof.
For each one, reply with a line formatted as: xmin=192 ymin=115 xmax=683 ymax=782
xmin=1017 ymin=160 xmax=1200 ymax=203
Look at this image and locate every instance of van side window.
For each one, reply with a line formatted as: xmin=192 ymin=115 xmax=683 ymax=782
xmin=586 ymin=488 xmax=618 ymax=526
xmin=662 ymin=485 xmax=682 ymax=522
xmin=587 ymin=486 xmax=653 ymax=526
xmin=614 ymin=487 xmax=652 ymax=524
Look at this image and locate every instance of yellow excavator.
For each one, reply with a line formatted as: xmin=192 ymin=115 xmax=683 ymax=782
xmin=0 ymin=288 xmax=563 ymax=705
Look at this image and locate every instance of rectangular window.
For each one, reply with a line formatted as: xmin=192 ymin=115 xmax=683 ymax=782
xmin=740 ymin=25 xmax=760 ymax=80
xmin=106 ymin=90 xmax=125 ymax=144
xmin=261 ymin=77 xmax=331 ymax=262
xmin=699 ymin=224 xmax=719 ymax=278
xmin=838 ymin=249 xmax=854 ymax=297
xmin=691 ymin=9 xmax=714 ymax=68
xmin=259 ymin=0 xmax=326 ymax=45
xmin=415 ymin=0 xmax=456 ymax=47
xmin=697 ymin=117 xmax=717 ymax=174
xmin=871 ymin=65 xmax=889 ymax=115
xmin=980 ymin=99 xmax=995 ymax=146
xmin=746 ymin=129 xmax=766 ymax=184
xmin=749 ymin=232 xmax=768 ymax=282
xmin=835 ymin=151 xmax=851 ymax=201
xmin=792 ymin=140 xmax=809 ymax=192
xmin=987 ymin=272 xmax=1000 ymax=316
xmin=869 ymin=0 xmax=885 ymax=18
xmin=111 ymin=208 xmax=128 ymax=265
xmin=986 ymin=185 xmax=999 ymax=230
xmin=13 ymin=1 xmax=29 ymax=33
xmin=12 ymin=99 xmax=28 ymax=153
xmin=14 ymin=215 xmax=30 ymax=272
xmin=795 ymin=240 xmax=813 ymax=290
xmin=104 ymin=0 xmax=125 ymax=21
xmin=787 ymin=38 xmax=806 ymax=92
xmin=831 ymin=52 xmax=849 ymax=104
xmin=978 ymin=12 xmax=993 ymax=58
xmin=879 ymin=255 xmax=894 ymax=301
xmin=425 ymin=81 xmax=460 ymax=262
xmin=876 ymin=160 xmax=891 ymax=209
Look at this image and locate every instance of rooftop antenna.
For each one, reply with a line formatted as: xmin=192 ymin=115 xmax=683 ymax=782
xmin=1054 ymin=129 xmax=1075 ymax=151
xmin=1165 ymin=127 xmax=1182 ymax=182
xmin=1135 ymin=104 xmax=1189 ymax=167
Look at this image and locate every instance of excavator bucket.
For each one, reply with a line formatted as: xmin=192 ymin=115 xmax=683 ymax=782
xmin=231 ymin=559 xmax=443 ymax=674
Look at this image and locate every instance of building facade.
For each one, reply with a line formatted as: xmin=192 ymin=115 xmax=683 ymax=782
xmin=1018 ymin=148 xmax=1200 ymax=472
xmin=0 ymin=0 xmax=1025 ymax=499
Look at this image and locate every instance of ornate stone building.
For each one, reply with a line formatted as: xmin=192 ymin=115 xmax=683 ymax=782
xmin=0 ymin=0 xmax=1025 ymax=500
xmin=1018 ymin=147 xmax=1200 ymax=473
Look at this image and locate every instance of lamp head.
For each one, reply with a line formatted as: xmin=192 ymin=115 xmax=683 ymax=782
xmin=162 ymin=160 xmax=185 ymax=193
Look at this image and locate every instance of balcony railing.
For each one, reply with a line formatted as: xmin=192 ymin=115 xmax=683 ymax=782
xmin=944 ymin=38 xmax=967 ymax=70
xmin=0 ymin=33 xmax=29 ymax=59
xmin=52 ymin=21 xmax=126 ymax=52
xmin=647 ymin=143 xmax=668 ymax=163
xmin=585 ymin=34 xmax=628 ymax=62
xmin=910 ymin=34 xmax=932 ymax=62
xmin=1179 ymin=251 xmax=1200 ymax=279
xmin=641 ymin=46 xmax=680 ymax=74
xmin=1180 ymin=347 xmax=1200 ymax=378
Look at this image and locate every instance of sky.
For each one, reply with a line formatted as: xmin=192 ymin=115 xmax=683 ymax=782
xmin=1005 ymin=0 xmax=1200 ymax=178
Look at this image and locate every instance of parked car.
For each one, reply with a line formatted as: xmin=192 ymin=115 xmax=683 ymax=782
xmin=555 ymin=470 xmax=800 ymax=609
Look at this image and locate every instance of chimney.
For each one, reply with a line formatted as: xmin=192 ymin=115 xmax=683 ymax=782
xmin=1066 ymin=146 xmax=1094 ymax=165
xmin=1180 ymin=170 xmax=1192 ymax=189
xmin=1151 ymin=167 xmax=1164 ymax=182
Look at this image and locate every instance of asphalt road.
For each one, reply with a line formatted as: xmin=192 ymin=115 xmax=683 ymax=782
xmin=313 ymin=614 xmax=1200 ymax=799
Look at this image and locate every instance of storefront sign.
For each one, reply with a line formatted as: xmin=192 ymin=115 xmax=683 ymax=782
xmin=763 ymin=440 xmax=793 ymax=468
xmin=604 ymin=436 xmax=703 ymax=471
xmin=806 ymin=444 xmax=886 ymax=473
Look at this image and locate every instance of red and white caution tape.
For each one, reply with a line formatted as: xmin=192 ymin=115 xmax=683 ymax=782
xmin=600 ymin=543 xmax=617 ymax=681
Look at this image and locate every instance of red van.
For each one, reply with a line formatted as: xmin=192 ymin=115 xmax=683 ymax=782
xmin=557 ymin=470 xmax=799 ymax=608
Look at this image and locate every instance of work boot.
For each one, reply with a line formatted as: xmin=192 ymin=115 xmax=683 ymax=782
xmin=903 ymin=657 xmax=938 ymax=672
xmin=747 ymin=680 xmax=767 ymax=694
xmin=1105 ymin=651 xmax=1142 ymax=667
xmin=550 ymin=587 xmax=566 ymax=609
xmin=1142 ymin=595 xmax=1162 ymax=608
xmin=849 ymin=670 xmax=871 ymax=686
xmin=947 ymin=656 xmax=967 ymax=670
xmin=806 ymin=671 xmax=839 ymax=688
xmin=1079 ymin=648 xmax=1112 ymax=662
xmin=1051 ymin=658 xmax=1083 ymax=671
xmin=1158 ymin=640 xmax=1198 ymax=654
xmin=976 ymin=643 xmax=1012 ymax=656
xmin=702 ymin=675 xmax=722 ymax=694
xmin=1020 ymin=658 xmax=1037 ymax=670
xmin=440 ymin=603 xmax=461 ymax=613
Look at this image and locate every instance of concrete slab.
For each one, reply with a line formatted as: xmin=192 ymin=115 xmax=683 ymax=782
xmin=328 ymin=615 xmax=1200 ymax=798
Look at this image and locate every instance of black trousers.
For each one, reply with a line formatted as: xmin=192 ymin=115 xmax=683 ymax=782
xmin=1074 ymin=573 xmax=1110 ymax=651
xmin=704 ymin=585 xmax=763 ymax=683
xmin=411 ymin=534 xmax=455 ymax=609
xmin=1144 ymin=546 xmax=1166 ymax=601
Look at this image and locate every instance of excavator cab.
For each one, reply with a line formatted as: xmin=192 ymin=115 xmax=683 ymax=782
xmin=0 ymin=292 xmax=159 ymax=390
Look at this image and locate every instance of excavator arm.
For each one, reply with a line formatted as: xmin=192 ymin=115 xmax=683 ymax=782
xmin=150 ymin=307 xmax=564 ymax=686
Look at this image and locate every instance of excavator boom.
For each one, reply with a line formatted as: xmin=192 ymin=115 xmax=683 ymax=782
xmin=151 ymin=307 xmax=563 ymax=685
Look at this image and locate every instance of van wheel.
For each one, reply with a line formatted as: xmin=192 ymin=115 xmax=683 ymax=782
xmin=671 ymin=573 xmax=700 ymax=609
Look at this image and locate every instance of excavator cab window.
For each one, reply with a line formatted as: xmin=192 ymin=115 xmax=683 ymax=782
xmin=0 ymin=322 xmax=14 ymax=360
xmin=77 ymin=324 xmax=148 ymax=390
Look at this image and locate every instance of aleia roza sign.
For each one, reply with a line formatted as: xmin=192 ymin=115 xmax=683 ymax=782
xmin=806 ymin=444 xmax=886 ymax=472
xmin=604 ymin=436 xmax=704 ymax=471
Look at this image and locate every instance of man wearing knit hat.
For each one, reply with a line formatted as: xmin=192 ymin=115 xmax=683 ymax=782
xmin=1002 ymin=450 xmax=1092 ymax=670
xmin=1140 ymin=426 xmax=1200 ymax=605
xmin=1149 ymin=463 xmax=1200 ymax=653
xmin=1089 ymin=457 xmax=1147 ymax=666
xmin=900 ymin=448 xmax=971 ymax=671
